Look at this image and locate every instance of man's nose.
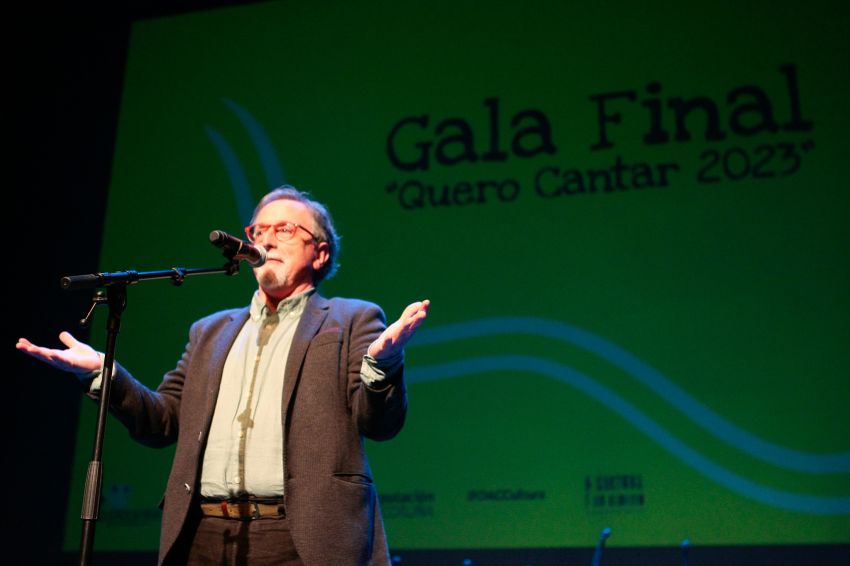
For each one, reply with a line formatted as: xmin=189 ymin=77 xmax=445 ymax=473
xmin=257 ymin=228 xmax=277 ymax=247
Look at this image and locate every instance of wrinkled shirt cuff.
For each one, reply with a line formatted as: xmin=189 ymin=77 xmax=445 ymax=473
xmin=360 ymin=351 xmax=403 ymax=387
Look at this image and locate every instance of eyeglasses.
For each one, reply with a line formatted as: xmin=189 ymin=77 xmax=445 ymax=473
xmin=244 ymin=221 xmax=319 ymax=243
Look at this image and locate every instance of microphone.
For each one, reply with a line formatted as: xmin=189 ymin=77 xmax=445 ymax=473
xmin=209 ymin=230 xmax=267 ymax=267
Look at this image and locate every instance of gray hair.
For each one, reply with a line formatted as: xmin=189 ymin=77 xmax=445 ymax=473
xmin=251 ymin=185 xmax=340 ymax=284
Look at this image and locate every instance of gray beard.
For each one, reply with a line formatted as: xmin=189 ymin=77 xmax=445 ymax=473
xmin=256 ymin=266 xmax=289 ymax=293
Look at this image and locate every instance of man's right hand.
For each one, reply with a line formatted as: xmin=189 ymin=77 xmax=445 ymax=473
xmin=16 ymin=332 xmax=103 ymax=375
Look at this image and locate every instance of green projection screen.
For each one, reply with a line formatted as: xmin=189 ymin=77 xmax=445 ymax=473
xmin=65 ymin=0 xmax=849 ymax=553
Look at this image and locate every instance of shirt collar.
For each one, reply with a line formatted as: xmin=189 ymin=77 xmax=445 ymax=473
xmin=250 ymin=288 xmax=314 ymax=322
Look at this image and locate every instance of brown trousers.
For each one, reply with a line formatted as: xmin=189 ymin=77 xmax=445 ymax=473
xmin=180 ymin=511 xmax=304 ymax=566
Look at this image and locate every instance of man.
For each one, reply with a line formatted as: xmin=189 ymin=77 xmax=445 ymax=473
xmin=17 ymin=186 xmax=429 ymax=565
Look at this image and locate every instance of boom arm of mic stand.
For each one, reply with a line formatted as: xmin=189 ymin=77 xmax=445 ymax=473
xmin=61 ymin=261 xmax=240 ymax=291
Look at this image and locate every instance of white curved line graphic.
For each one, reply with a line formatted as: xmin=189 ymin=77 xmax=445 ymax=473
xmin=407 ymin=355 xmax=850 ymax=515
xmin=411 ymin=317 xmax=850 ymax=475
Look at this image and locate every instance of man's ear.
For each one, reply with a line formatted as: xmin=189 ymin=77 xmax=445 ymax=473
xmin=313 ymin=241 xmax=330 ymax=271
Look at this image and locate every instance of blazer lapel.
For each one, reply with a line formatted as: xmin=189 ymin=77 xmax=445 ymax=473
xmin=282 ymin=293 xmax=329 ymax=412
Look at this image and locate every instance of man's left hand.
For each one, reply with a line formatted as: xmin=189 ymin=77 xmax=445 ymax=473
xmin=368 ymin=299 xmax=431 ymax=360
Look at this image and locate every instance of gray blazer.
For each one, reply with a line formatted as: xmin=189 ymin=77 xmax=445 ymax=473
xmin=104 ymin=293 xmax=406 ymax=565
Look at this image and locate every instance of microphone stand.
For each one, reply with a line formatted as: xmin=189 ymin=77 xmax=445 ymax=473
xmin=69 ymin=259 xmax=240 ymax=566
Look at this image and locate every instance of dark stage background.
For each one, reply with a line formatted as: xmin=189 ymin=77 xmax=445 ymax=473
xmin=16 ymin=1 xmax=849 ymax=564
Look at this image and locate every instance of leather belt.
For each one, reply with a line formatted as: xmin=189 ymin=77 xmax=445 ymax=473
xmin=199 ymin=500 xmax=285 ymax=520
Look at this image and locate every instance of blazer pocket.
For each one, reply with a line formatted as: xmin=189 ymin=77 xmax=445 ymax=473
xmin=332 ymin=472 xmax=374 ymax=486
xmin=310 ymin=328 xmax=343 ymax=347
